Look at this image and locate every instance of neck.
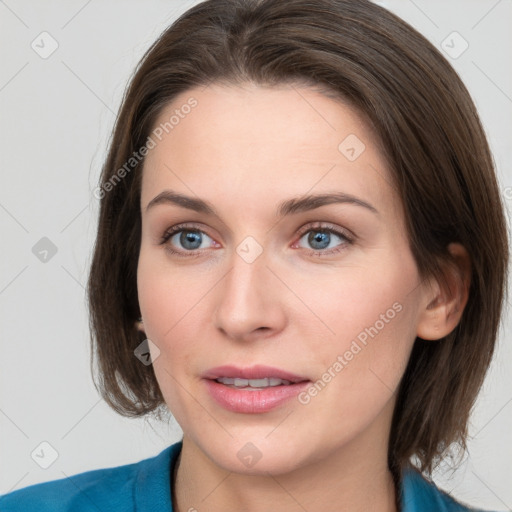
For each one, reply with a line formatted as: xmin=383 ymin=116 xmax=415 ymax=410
xmin=172 ymin=410 xmax=400 ymax=512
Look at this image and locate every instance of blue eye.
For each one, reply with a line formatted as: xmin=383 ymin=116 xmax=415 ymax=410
xmin=296 ymin=226 xmax=352 ymax=255
xmin=161 ymin=225 xmax=214 ymax=255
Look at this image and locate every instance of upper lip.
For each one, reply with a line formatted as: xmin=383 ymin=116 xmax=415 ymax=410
xmin=203 ymin=365 xmax=310 ymax=383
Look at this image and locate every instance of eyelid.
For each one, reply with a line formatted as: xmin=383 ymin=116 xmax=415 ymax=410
xmin=160 ymin=222 xmax=215 ymax=244
xmin=159 ymin=222 xmax=218 ymax=258
xmin=291 ymin=222 xmax=354 ymax=257
xmin=295 ymin=222 xmax=355 ymax=243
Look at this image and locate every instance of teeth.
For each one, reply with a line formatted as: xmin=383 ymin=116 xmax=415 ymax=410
xmin=216 ymin=377 xmax=292 ymax=388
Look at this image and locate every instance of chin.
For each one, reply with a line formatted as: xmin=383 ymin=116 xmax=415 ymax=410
xmin=196 ymin=433 xmax=313 ymax=476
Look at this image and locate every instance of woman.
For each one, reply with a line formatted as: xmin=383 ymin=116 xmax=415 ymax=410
xmin=1 ymin=0 xmax=508 ymax=510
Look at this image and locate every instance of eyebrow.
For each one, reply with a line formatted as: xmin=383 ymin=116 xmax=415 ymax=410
xmin=145 ymin=190 xmax=379 ymax=216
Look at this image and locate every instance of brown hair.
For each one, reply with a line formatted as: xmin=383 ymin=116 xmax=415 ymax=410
xmin=87 ymin=0 xmax=509 ymax=476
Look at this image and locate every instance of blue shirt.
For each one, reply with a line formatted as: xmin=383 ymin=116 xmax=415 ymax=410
xmin=0 ymin=440 xmax=490 ymax=511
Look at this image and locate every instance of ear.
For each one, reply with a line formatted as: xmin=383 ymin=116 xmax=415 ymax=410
xmin=416 ymin=243 xmax=471 ymax=341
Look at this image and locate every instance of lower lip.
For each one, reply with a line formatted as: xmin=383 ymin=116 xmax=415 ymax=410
xmin=204 ymin=379 xmax=311 ymax=413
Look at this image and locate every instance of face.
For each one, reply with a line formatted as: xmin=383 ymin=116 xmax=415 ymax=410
xmin=137 ymin=82 xmax=428 ymax=475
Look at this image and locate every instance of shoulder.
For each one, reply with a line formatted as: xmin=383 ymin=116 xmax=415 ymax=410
xmin=0 ymin=463 xmax=139 ymax=512
xmin=401 ymin=466 xmax=495 ymax=512
xmin=0 ymin=442 xmax=181 ymax=512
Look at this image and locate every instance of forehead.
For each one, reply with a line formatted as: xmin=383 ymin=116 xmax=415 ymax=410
xmin=140 ymin=83 xmax=399 ymax=220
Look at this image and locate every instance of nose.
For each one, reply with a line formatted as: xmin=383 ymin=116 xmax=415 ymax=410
xmin=212 ymin=246 xmax=287 ymax=342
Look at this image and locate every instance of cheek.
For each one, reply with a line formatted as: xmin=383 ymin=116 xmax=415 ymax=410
xmin=137 ymin=249 xmax=209 ymax=417
xmin=137 ymin=246 xmax=209 ymax=338
xmin=293 ymin=260 xmax=416 ymax=339
xmin=136 ymin=247 xmax=222 ymax=392
xmin=291 ymin=254 xmax=419 ymax=388
xmin=289 ymin=265 xmax=419 ymax=443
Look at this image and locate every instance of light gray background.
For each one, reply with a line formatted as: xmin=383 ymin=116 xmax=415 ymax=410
xmin=1 ymin=0 xmax=511 ymax=510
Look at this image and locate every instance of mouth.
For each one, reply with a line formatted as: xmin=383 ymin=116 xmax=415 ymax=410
xmin=214 ymin=376 xmax=295 ymax=390
xmin=202 ymin=365 xmax=311 ymax=413
xmin=202 ymin=364 xmax=309 ymax=385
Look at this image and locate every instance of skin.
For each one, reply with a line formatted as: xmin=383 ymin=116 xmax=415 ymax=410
xmin=136 ymin=83 xmax=470 ymax=512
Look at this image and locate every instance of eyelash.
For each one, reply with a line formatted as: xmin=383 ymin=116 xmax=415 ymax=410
xmin=159 ymin=222 xmax=354 ymax=258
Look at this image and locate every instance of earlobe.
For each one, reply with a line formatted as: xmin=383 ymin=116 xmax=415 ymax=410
xmin=416 ymin=243 xmax=471 ymax=341
xmin=136 ymin=317 xmax=145 ymax=333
